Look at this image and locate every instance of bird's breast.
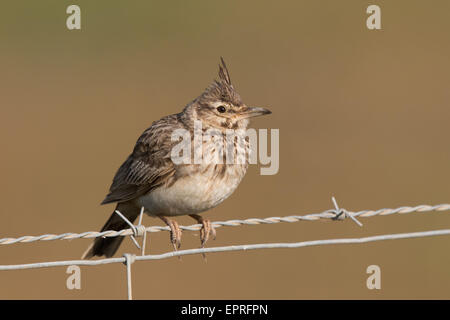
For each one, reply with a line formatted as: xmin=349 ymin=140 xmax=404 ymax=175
xmin=136 ymin=130 xmax=250 ymax=216
xmin=137 ymin=163 xmax=247 ymax=216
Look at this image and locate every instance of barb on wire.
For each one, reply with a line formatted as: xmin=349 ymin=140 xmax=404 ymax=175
xmin=1 ymin=198 xmax=449 ymax=300
xmin=331 ymin=196 xmax=363 ymax=226
xmin=1 ymin=228 xmax=448 ymax=300
xmin=115 ymin=207 xmax=147 ymax=255
xmin=0 ymin=200 xmax=449 ymax=246
xmin=1 ymin=228 xmax=449 ymax=271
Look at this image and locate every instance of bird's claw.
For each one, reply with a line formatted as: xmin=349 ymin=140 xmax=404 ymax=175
xmin=199 ymin=219 xmax=216 ymax=248
xmin=169 ymin=219 xmax=182 ymax=250
xmin=159 ymin=216 xmax=182 ymax=257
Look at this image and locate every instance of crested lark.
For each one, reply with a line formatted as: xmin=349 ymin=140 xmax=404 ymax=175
xmin=83 ymin=58 xmax=271 ymax=259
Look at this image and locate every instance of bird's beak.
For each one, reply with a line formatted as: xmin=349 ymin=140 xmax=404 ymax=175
xmin=239 ymin=106 xmax=272 ymax=119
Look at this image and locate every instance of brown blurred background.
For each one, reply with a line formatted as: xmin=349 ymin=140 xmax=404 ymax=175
xmin=0 ymin=0 xmax=449 ymax=299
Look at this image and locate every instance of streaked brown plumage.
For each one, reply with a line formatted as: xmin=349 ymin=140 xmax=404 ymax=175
xmin=82 ymin=58 xmax=271 ymax=259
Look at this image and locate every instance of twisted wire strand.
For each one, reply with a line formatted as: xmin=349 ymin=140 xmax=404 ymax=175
xmin=1 ymin=228 xmax=449 ymax=271
xmin=0 ymin=203 xmax=449 ymax=245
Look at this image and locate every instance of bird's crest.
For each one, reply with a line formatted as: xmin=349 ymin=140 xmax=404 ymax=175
xmin=218 ymin=57 xmax=232 ymax=85
xmin=199 ymin=57 xmax=243 ymax=106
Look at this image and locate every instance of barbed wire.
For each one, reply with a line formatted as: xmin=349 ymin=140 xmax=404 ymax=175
xmin=1 ymin=200 xmax=449 ymax=245
xmin=2 ymin=228 xmax=449 ymax=271
xmin=1 ymin=198 xmax=449 ymax=299
xmin=1 ymin=228 xmax=449 ymax=299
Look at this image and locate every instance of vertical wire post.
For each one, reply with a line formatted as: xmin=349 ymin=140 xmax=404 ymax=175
xmin=124 ymin=254 xmax=135 ymax=300
xmin=137 ymin=207 xmax=147 ymax=256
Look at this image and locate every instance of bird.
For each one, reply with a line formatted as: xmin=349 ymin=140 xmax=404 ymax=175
xmin=82 ymin=57 xmax=271 ymax=259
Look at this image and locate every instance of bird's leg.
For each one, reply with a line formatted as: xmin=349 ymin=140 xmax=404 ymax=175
xmin=189 ymin=214 xmax=216 ymax=248
xmin=159 ymin=216 xmax=182 ymax=251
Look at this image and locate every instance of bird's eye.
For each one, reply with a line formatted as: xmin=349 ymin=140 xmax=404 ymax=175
xmin=217 ymin=106 xmax=226 ymax=113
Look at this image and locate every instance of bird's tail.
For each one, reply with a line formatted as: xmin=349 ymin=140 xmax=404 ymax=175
xmin=82 ymin=202 xmax=141 ymax=259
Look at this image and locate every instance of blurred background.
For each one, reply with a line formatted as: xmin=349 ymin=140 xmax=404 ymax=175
xmin=0 ymin=0 xmax=449 ymax=299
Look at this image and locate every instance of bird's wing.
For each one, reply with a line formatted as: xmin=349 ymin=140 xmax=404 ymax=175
xmin=101 ymin=114 xmax=181 ymax=205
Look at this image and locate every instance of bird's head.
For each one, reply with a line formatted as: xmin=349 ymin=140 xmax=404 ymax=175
xmin=185 ymin=58 xmax=271 ymax=131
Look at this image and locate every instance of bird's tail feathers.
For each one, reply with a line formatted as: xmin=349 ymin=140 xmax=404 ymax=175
xmin=82 ymin=202 xmax=141 ymax=259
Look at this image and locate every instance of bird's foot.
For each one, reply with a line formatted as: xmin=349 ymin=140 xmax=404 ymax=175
xmin=189 ymin=214 xmax=216 ymax=248
xmin=199 ymin=218 xmax=216 ymax=248
xmin=159 ymin=216 xmax=182 ymax=251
